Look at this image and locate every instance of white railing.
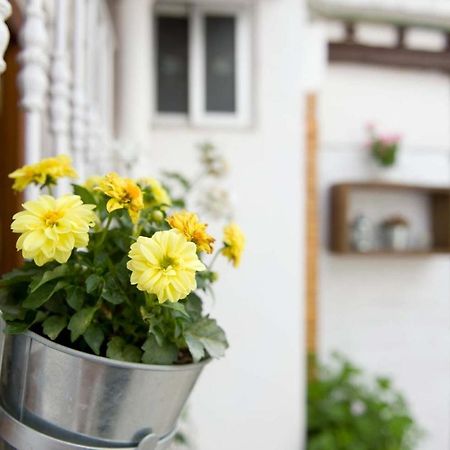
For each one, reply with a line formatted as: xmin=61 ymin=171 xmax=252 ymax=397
xmin=0 ymin=0 xmax=11 ymax=74
xmin=14 ymin=0 xmax=118 ymax=183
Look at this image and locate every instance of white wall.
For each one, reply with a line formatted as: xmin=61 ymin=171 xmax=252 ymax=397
xmin=318 ymin=63 xmax=450 ymax=450
xmin=113 ymin=0 xmax=307 ymax=449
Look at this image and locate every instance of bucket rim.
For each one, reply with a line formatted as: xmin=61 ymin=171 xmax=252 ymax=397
xmin=22 ymin=329 xmax=210 ymax=372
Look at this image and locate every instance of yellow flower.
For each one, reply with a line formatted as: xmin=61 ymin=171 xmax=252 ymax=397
xmin=9 ymin=155 xmax=78 ymax=192
xmin=222 ymin=223 xmax=245 ymax=268
xmin=138 ymin=177 xmax=171 ymax=209
xmin=167 ymin=211 xmax=215 ymax=254
xmin=97 ymin=173 xmax=144 ymax=223
xmin=11 ymin=195 xmax=96 ymax=266
xmin=127 ymin=229 xmax=206 ymax=303
xmin=84 ymin=175 xmax=102 ymax=190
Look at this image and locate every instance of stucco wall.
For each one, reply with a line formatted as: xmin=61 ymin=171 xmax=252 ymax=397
xmin=130 ymin=1 xmax=307 ymax=449
xmin=318 ymin=63 xmax=450 ymax=450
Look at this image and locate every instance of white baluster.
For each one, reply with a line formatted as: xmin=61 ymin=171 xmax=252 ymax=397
xmin=84 ymin=0 xmax=100 ymax=175
xmin=0 ymin=0 xmax=12 ymax=74
xmin=50 ymin=0 xmax=70 ymax=155
xmin=17 ymin=0 xmax=49 ymax=166
xmin=72 ymin=0 xmax=87 ymax=180
xmin=50 ymin=0 xmax=71 ymax=193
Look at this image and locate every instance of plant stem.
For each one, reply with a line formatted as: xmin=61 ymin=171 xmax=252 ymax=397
xmin=207 ymin=247 xmax=224 ymax=271
xmin=97 ymin=214 xmax=113 ymax=248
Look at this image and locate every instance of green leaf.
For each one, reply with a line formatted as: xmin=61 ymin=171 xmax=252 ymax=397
xmin=23 ymin=280 xmax=67 ymax=309
xmin=73 ymin=184 xmax=97 ymax=205
xmin=0 ymin=267 xmax=41 ymax=287
xmin=106 ymin=337 xmax=142 ymax=362
xmin=184 ymin=334 xmax=205 ymax=362
xmin=0 ymin=287 xmax=25 ymax=319
xmin=5 ymin=321 xmax=30 ymax=334
xmin=142 ymin=335 xmax=178 ymax=365
xmin=66 ymin=286 xmax=85 ymax=311
xmin=122 ymin=344 xmax=142 ymax=363
xmin=83 ymin=324 xmax=104 ymax=355
xmin=29 ymin=265 xmax=68 ymax=293
xmin=101 ymin=277 xmax=127 ymax=305
xmin=185 ymin=293 xmax=202 ymax=320
xmin=184 ymin=318 xmax=228 ymax=362
xmin=68 ymin=307 xmax=96 ymax=342
xmin=86 ymin=274 xmax=102 ymax=294
xmin=42 ymin=315 xmax=67 ymax=340
xmin=106 ymin=336 xmax=125 ymax=360
xmin=161 ymin=302 xmax=190 ymax=318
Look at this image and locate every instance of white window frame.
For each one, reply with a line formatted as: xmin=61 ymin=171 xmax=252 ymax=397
xmin=153 ymin=2 xmax=252 ymax=128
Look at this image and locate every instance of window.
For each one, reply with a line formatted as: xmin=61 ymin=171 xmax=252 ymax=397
xmin=154 ymin=4 xmax=251 ymax=127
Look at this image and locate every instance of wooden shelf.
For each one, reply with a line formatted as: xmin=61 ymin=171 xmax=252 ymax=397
xmin=330 ymin=182 xmax=450 ymax=255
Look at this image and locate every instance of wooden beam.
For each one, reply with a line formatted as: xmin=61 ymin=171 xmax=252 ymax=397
xmin=329 ymin=41 xmax=450 ymax=73
xmin=305 ymin=93 xmax=319 ymax=369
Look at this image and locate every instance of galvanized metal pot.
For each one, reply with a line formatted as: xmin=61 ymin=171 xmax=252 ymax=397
xmin=0 ymin=327 xmax=207 ymax=450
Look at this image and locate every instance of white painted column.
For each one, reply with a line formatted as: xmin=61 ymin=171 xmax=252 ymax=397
xmin=17 ymin=0 xmax=49 ymax=165
xmin=72 ymin=0 xmax=87 ymax=179
xmin=0 ymin=0 xmax=12 ymax=74
xmin=50 ymin=0 xmax=70 ymax=156
xmin=112 ymin=0 xmax=153 ymax=175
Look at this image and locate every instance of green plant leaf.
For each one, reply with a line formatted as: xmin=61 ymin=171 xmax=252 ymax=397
xmin=23 ymin=280 xmax=67 ymax=309
xmin=106 ymin=336 xmax=142 ymax=362
xmin=122 ymin=344 xmax=142 ymax=363
xmin=0 ymin=267 xmax=41 ymax=287
xmin=73 ymin=184 xmax=97 ymax=205
xmin=161 ymin=302 xmax=190 ymax=318
xmin=142 ymin=335 xmax=178 ymax=365
xmin=42 ymin=315 xmax=67 ymax=340
xmin=85 ymin=274 xmax=102 ymax=294
xmin=184 ymin=334 xmax=205 ymax=362
xmin=106 ymin=336 xmax=126 ymax=360
xmin=66 ymin=286 xmax=85 ymax=311
xmin=29 ymin=265 xmax=68 ymax=293
xmin=68 ymin=307 xmax=96 ymax=342
xmin=184 ymin=318 xmax=228 ymax=362
xmin=83 ymin=324 xmax=104 ymax=355
xmin=101 ymin=277 xmax=127 ymax=305
xmin=5 ymin=321 xmax=30 ymax=334
xmin=185 ymin=293 xmax=202 ymax=320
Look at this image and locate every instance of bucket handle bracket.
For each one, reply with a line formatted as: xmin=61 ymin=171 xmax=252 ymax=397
xmin=0 ymin=403 xmax=174 ymax=450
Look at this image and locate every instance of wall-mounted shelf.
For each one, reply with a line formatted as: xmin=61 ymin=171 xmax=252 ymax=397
xmin=330 ymin=182 xmax=450 ymax=255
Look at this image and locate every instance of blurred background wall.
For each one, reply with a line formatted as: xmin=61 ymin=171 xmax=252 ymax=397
xmin=318 ymin=23 xmax=450 ymax=450
xmin=113 ymin=0 xmax=308 ymax=448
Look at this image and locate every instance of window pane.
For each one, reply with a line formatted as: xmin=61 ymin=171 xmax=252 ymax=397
xmin=205 ymin=16 xmax=236 ymax=113
xmin=157 ymin=16 xmax=189 ymax=113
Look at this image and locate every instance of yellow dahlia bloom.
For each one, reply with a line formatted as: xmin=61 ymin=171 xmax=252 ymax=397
xmin=138 ymin=177 xmax=172 ymax=209
xmin=97 ymin=173 xmax=144 ymax=223
xmin=127 ymin=230 xmax=206 ymax=303
xmin=167 ymin=211 xmax=215 ymax=254
xmin=9 ymin=155 xmax=78 ymax=192
xmin=11 ymin=195 xmax=96 ymax=266
xmin=84 ymin=175 xmax=102 ymax=190
xmin=222 ymin=223 xmax=245 ymax=268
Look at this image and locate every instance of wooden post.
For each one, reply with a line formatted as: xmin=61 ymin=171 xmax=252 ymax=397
xmin=305 ymin=93 xmax=319 ymax=378
xmin=0 ymin=0 xmax=12 ymax=74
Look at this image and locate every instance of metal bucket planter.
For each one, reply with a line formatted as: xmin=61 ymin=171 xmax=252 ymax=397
xmin=0 ymin=327 xmax=207 ymax=450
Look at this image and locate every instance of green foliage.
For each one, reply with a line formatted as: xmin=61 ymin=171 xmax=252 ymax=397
xmin=371 ymin=140 xmax=399 ymax=167
xmin=307 ymin=355 xmax=422 ymax=450
xmin=0 ymin=178 xmax=228 ymax=366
